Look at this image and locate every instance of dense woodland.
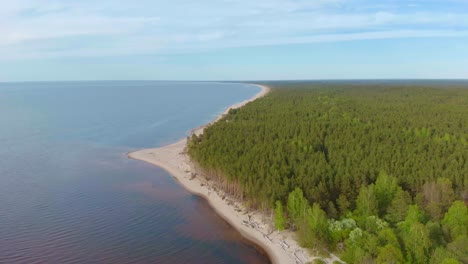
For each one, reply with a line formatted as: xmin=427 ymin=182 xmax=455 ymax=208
xmin=188 ymin=82 xmax=468 ymax=263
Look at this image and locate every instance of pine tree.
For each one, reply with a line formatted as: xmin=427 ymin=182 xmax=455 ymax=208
xmin=274 ymin=200 xmax=286 ymax=231
xmin=355 ymin=184 xmax=378 ymax=218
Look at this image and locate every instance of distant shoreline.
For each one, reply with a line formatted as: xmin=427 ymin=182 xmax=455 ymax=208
xmin=128 ymin=84 xmax=324 ymax=264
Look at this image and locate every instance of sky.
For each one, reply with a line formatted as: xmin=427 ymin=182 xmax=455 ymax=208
xmin=1 ymin=0 xmax=468 ymax=81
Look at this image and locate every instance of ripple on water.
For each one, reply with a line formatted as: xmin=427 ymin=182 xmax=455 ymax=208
xmin=0 ymin=81 xmax=270 ymax=264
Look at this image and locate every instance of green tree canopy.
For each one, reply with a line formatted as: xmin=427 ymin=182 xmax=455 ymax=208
xmin=188 ymin=82 xmax=468 ymax=263
xmin=287 ymin=187 xmax=308 ymax=228
xmin=403 ymin=222 xmax=432 ymax=264
xmin=374 ymin=171 xmax=399 ymax=217
xmin=441 ymin=201 xmax=468 ymax=241
xmin=274 ymin=200 xmax=286 ymax=231
xmin=355 ymin=184 xmax=378 ymax=219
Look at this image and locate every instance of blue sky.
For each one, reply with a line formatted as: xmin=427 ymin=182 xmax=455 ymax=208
xmin=1 ymin=0 xmax=468 ymax=81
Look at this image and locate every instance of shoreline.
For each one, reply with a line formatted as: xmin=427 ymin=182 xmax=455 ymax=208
xmin=128 ymin=84 xmax=334 ymax=264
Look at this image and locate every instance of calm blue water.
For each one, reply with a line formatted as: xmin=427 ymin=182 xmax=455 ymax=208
xmin=0 ymin=81 xmax=270 ymax=264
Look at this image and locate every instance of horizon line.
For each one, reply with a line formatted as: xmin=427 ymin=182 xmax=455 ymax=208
xmin=2 ymin=78 xmax=468 ymax=84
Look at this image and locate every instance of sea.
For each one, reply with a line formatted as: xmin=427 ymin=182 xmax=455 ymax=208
xmin=0 ymin=81 xmax=270 ymax=264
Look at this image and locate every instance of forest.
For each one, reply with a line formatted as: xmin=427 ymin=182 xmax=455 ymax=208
xmin=188 ymin=81 xmax=468 ymax=263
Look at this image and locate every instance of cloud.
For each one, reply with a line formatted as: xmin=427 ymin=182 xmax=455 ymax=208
xmin=1 ymin=0 xmax=468 ymax=60
xmin=0 ymin=6 xmax=159 ymax=45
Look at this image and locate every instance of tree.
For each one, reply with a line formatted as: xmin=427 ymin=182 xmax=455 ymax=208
xmin=337 ymin=193 xmax=350 ymax=215
xmin=187 ymin=83 xmax=468 ymax=258
xmin=385 ymin=188 xmax=412 ymax=224
xmin=377 ymin=228 xmax=400 ymax=248
xmin=446 ymin=237 xmax=468 ymax=263
xmin=355 ymin=184 xmax=378 ymax=218
xmin=374 ymin=171 xmax=399 ymax=217
xmin=426 ymin=221 xmax=445 ymax=248
xmin=441 ymin=201 xmax=468 ymax=241
xmin=343 ymin=228 xmax=379 ymax=263
xmin=376 ymin=244 xmax=404 ymax=264
xmin=440 ymin=259 xmax=462 ymax=264
xmin=403 ymin=222 xmax=432 ymax=264
xmin=365 ymin=216 xmax=389 ymax=234
xmin=399 ymin=205 xmax=425 ymax=233
xmin=431 ymin=247 xmax=459 ymax=264
xmin=327 ymin=201 xmax=338 ymax=219
xmin=422 ymin=178 xmax=455 ymax=221
xmin=301 ymin=203 xmax=331 ymax=249
xmin=274 ymin=200 xmax=286 ymax=231
xmin=287 ymin=187 xmax=308 ymax=228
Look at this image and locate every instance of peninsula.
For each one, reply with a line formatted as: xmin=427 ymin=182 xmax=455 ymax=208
xmin=130 ymin=81 xmax=467 ymax=264
xmin=128 ymin=84 xmax=338 ymax=264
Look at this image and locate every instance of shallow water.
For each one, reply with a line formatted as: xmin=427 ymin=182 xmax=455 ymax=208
xmin=0 ymin=81 xmax=270 ymax=264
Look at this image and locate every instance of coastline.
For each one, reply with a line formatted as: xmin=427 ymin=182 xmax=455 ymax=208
xmin=128 ymin=84 xmax=333 ymax=264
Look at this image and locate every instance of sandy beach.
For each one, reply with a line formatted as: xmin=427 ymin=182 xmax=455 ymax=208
xmin=129 ymin=84 xmax=339 ymax=264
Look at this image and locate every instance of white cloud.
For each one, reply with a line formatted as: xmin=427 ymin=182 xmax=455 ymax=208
xmin=0 ymin=0 xmax=467 ymax=60
xmin=0 ymin=13 xmax=159 ymax=45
